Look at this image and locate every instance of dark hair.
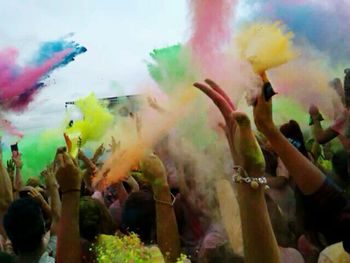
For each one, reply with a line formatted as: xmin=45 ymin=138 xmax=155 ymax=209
xmin=79 ymin=197 xmax=116 ymax=242
xmin=280 ymin=120 xmax=309 ymax=158
xmin=3 ymin=198 xmax=46 ymax=254
xmin=332 ymin=149 xmax=349 ymax=180
xmin=0 ymin=252 xmax=16 ymax=263
xmin=121 ymin=190 xmax=156 ymax=244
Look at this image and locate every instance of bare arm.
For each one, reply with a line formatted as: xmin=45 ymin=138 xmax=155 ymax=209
xmin=114 ymin=182 xmax=128 ymax=205
xmin=309 ymin=105 xmax=339 ymax=144
xmin=255 ymin=82 xmax=326 ymax=195
xmin=124 ymin=175 xmax=139 ymax=192
xmin=194 ymin=79 xmax=280 ymax=263
xmin=12 ymin=154 xmax=23 ymax=191
xmin=236 ymin=185 xmax=280 ymax=263
xmin=43 ymin=167 xmax=61 ymax=235
xmin=56 ymin=150 xmax=81 ymax=263
xmin=312 ymin=120 xmax=338 ymax=144
xmin=142 ymin=155 xmax=181 ymax=263
xmin=0 ymin=154 xmax=13 ymax=238
xmin=91 ymin=144 xmax=105 ymax=164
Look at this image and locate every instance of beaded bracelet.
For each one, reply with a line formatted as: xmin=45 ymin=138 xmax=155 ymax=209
xmin=153 ymin=192 xmax=176 ymax=207
xmin=232 ymin=165 xmax=270 ymax=190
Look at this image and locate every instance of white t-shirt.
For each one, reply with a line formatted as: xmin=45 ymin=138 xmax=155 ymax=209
xmin=318 ymin=242 xmax=350 ymax=263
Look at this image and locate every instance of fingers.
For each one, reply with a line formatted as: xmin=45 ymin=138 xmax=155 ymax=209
xmin=56 ymin=154 xmax=64 ymax=168
xmin=62 ymin=152 xmax=74 ymax=167
xmin=194 ymin=82 xmax=233 ymax=122
xmin=205 ymin=79 xmax=235 ymax=110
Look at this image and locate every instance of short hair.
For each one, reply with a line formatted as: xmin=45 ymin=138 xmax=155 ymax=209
xmin=79 ymin=197 xmax=116 ymax=242
xmin=280 ymin=120 xmax=309 ymax=158
xmin=0 ymin=252 xmax=16 ymax=263
xmin=121 ymin=190 xmax=156 ymax=243
xmin=3 ymin=198 xmax=46 ymax=254
xmin=332 ymin=149 xmax=349 ymax=180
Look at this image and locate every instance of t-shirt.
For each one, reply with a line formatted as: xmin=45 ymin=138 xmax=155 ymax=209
xmin=302 ymin=178 xmax=350 ymax=252
xmin=38 ymin=252 xmax=55 ymax=263
xmin=279 ymin=247 xmax=305 ymax=263
xmin=318 ymin=242 xmax=350 ymax=263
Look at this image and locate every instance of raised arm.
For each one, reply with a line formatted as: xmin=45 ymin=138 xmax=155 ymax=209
xmin=42 ymin=166 xmax=61 ymax=235
xmin=309 ymin=105 xmax=339 ymax=144
xmin=0 ymin=142 xmax=13 ymax=238
xmin=55 ymin=149 xmax=82 ymax=263
xmin=12 ymin=153 xmax=23 ymax=192
xmin=141 ymin=154 xmax=181 ymax=263
xmin=194 ymin=79 xmax=280 ymax=263
xmin=91 ymin=143 xmax=105 ymax=164
xmin=254 ymin=80 xmax=326 ymax=195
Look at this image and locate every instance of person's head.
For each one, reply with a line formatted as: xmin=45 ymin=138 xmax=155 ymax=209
xmin=103 ymin=185 xmax=119 ymax=207
xmin=3 ymin=198 xmax=46 ymax=255
xmin=0 ymin=252 xmax=16 ymax=263
xmin=332 ymin=149 xmax=349 ymax=181
xmin=121 ymin=190 xmax=156 ymax=244
xmin=79 ymin=196 xmax=116 ymax=242
xmin=280 ymin=120 xmax=308 ymax=158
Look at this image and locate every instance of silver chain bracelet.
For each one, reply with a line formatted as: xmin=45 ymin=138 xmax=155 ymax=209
xmin=232 ymin=165 xmax=270 ymax=190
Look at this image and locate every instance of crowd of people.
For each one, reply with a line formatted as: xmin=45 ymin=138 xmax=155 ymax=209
xmin=0 ymin=72 xmax=350 ymax=263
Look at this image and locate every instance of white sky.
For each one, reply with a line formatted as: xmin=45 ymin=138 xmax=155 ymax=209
xmin=0 ymin=0 xmax=191 ymax=132
xmin=0 ymin=0 xmax=250 ymax=134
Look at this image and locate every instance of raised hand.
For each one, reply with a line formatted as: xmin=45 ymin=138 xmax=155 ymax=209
xmin=109 ymin=136 xmax=120 ymax=153
xmin=92 ymin=143 xmax=105 ymax=163
xmin=12 ymin=153 xmax=23 ymax=169
xmin=308 ymin=104 xmax=320 ymax=118
xmin=194 ymin=79 xmax=265 ymax=177
xmin=148 ymin=97 xmax=165 ymax=112
xmin=55 ymin=149 xmax=81 ymax=193
xmin=253 ymin=81 xmax=275 ymax=135
xmin=42 ymin=165 xmax=58 ymax=190
xmin=140 ymin=153 xmax=168 ymax=189
xmin=27 ymin=187 xmax=47 ymax=206
xmin=6 ymin=159 xmax=15 ymax=175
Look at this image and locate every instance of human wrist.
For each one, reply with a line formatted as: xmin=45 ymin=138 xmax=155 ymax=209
xmin=152 ymin=182 xmax=170 ymax=197
xmin=260 ymin=124 xmax=279 ymax=139
xmin=47 ymin=183 xmax=59 ymax=191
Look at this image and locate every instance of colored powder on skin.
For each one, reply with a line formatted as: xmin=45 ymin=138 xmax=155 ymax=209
xmin=0 ymin=39 xmax=86 ymax=112
xmin=66 ymin=93 xmax=114 ymax=154
xmin=241 ymin=0 xmax=350 ymax=64
xmin=236 ymin=21 xmax=298 ymax=74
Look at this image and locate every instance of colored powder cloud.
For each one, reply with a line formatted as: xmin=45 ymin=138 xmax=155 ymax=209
xmin=0 ymin=38 xmax=86 ymax=112
xmin=189 ymin=0 xmax=237 ymax=60
xmin=236 ymin=21 xmax=298 ymax=73
xmin=65 ymin=93 xmax=114 ymax=154
xmin=242 ymin=0 xmax=350 ymax=64
xmin=0 ymin=119 xmax=23 ymax=139
xmin=2 ymin=130 xmax=65 ymax=181
xmin=147 ymin=44 xmax=197 ymax=93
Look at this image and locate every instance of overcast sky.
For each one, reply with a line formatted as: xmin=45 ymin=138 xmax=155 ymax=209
xmin=0 ymin=1 xmax=252 ymax=134
xmin=0 ymin=0 xmax=192 ymax=133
